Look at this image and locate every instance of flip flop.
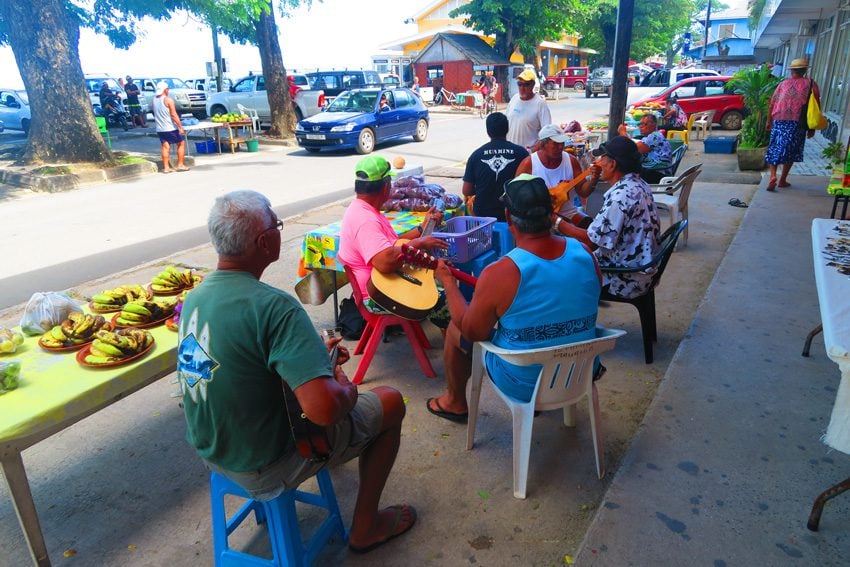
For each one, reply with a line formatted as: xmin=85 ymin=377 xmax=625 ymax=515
xmin=778 ymin=181 xmax=791 ymax=188
xmin=161 ymin=170 xmax=173 ymax=174
xmin=766 ymin=178 xmax=777 ymax=192
xmin=349 ymin=505 xmax=417 ymax=554
xmin=175 ymin=167 xmax=190 ymax=172
xmin=426 ymin=397 xmax=468 ymax=423
xmin=728 ymin=198 xmax=748 ymax=208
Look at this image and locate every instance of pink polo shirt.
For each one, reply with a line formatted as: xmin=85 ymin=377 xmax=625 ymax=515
xmin=337 ymin=198 xmax=400 ymax=300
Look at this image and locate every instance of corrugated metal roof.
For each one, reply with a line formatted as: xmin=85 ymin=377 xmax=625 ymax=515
xmin=412 ymin=33 xmax=511 ymax=66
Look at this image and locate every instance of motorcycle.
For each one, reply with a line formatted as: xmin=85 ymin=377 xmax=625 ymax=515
xmin=97 ymin=93 xmax=130 ymax=131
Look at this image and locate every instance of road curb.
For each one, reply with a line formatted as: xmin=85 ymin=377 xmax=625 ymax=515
xmin=0 ymin=160 xmax=159 ymax=192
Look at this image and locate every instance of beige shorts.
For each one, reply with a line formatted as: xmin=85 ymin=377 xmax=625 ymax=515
xmin=205 ymin=391 xmax=382 ymax=501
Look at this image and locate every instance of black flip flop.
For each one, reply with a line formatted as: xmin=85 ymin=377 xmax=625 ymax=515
xmin=728 ymin=198 xmax=748 ymax=208
xmin=426 ymin=397 xmax=468 ymax=423
xmin=349 ymin=505 xmax=417 ymax=554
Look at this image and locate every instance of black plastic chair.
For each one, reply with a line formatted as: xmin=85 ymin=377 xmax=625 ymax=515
xmin=599 ymin=219 xmax=688 ymax=364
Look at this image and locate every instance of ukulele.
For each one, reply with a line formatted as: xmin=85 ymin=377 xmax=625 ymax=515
xmin=281 ymin=330 xmax=341 ymax=463
xmin=367 ymin=242 xmax=479 ymax=320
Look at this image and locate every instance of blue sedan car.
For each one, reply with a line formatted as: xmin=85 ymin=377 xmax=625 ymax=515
xmin=296 ymin=87 xmax=429 ymax=154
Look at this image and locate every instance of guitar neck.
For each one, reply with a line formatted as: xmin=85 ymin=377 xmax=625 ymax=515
xmin=447 ymin=266 xmax=478 ymax=288
xmin=399 ymin=243 xmax=479 ymax=288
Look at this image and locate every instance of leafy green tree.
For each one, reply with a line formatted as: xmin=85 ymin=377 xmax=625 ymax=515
xmin=449 ymin=0 xmax=580 ymax=65
xmin=186 ymin=0 xmax=311 ymax=138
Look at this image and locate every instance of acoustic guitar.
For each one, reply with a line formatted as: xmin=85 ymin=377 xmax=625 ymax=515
xmin=367 ymin=243 xmax=479 ymax=320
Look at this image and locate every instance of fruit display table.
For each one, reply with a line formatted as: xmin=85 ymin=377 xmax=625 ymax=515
xmin=0 ymin=318 xmax=177 ymax=566
xmin=218 ymin=120 xmax=256 ymax=155
xmin=827 ymin=166 xmax=850 ymax=219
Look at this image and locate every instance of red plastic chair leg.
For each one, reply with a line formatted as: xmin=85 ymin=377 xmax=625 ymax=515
xmin=352 ymin=317 xmax=389 ymax=384
xmin=354 ymin=319 xmax=377 ymax=356
xmin=410 ymin=321 xmax=433 ymax=349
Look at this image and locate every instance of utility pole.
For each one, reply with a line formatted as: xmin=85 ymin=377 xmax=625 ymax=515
xmin=608 ymin=0 xmax=635 ymax=138
xmin=702 ymin=0 xmax=712 ymax=61
xmin=212 ymin=27 xmax=223 ymax=92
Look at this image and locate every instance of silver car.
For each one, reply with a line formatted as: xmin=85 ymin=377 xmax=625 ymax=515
xmin=0 ymin=89 xmax=30 ymax=133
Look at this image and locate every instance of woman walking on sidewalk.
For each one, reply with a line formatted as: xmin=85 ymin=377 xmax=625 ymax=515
xmin=765 ymin=58 xmax=820 ymax=191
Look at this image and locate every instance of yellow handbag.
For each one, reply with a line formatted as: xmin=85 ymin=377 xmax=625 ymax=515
xmin=807 ymin=84 xmax=828 ymax=130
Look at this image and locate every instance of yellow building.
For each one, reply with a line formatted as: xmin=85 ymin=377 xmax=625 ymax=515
xmin=375 ymin=0 xmax=595 ymax=79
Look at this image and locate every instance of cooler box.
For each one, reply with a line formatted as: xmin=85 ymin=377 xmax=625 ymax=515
xmin=704 ymin=137 xmax=737 ymax=154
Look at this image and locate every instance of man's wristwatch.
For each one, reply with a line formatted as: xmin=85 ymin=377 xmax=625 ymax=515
xmin=415 ymin=225 xmax=423 ymax=235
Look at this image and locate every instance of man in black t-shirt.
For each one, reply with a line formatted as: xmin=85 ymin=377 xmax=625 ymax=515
xmin=462 ymin=112 xmax=528 ymax=221
xmin=124 ymin=76 xmax=147 ymax=128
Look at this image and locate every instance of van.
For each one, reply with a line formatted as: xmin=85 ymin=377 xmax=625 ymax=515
xmin=306 ymin=70 xmax=381 ymax=101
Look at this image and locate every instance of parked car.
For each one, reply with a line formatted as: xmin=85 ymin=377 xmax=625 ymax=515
xmin=206 ymin=73 xmax=325 ymax=125
xmin=629 ymin=76 xmax=745 ymax=130
xmin=0 ymin=89 xmax=31 ymax=133
xmin=586 ymin=67 xmax=614 ymax=98
xmin=185 ymin=77 xmax=233 ymax=93
xmin=84 ymin=74 xmax=127 ymax=112
xmin=379 ymin=73 xmax=401 ymax=87
xmin=306 ymin=69 xmax=382 ymax=102
xmin=627 ymin=67 xmax=720 ymax=104
xmin=295 ymin=87 xmax=428 ymax=154
xmin=544 ymin=67 xmax=589 ymax=91
xmin=136 ymin=77 xmax=207 ymax=119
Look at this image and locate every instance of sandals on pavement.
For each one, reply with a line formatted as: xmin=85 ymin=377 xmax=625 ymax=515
xmin=349 ymin=505 xmax=417 ymax=554
xmin=426 ymin=397 xmax=468 ymax=423
xmin=728 ymin=198 xmax=748 ymax=208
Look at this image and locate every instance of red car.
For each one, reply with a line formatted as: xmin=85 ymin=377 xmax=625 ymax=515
xmin=630 ymin=76 xmax=745 ymax=130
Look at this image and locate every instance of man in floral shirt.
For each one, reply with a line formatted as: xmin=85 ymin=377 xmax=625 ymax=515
xmin=554 ymin=136 xmax=660 ymax=298
xmin=618 ymin=114 xmax=672 ymax=183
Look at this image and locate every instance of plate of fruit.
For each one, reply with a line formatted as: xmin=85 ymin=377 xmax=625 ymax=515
xmin=76 ymin=328 xmax=155 ymax=368
xmin=111 ymin=298 xmax=178 ymax=329
xmin=148 ymin=266 xmax=203 ymax=296
xmin=89 ymin=284 xmax=151 ymax=313
xmin=38 ymin=313 xmax=112 ymax=352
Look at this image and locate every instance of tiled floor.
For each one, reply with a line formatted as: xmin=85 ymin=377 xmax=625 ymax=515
xmin=798 ymin=133 xmax=834 ymax=176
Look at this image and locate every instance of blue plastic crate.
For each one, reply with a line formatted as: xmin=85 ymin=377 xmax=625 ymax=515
xmin=704 ymin=137 xmax=737 ymax=154
xmin=194 ymin=139 xmax=217 ymax=154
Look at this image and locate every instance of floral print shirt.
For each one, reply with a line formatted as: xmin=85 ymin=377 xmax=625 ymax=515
xmin=640 ymin=130 xmax=672 ymax=168
xmin=588 ymin=172 xmax=661 ymax=298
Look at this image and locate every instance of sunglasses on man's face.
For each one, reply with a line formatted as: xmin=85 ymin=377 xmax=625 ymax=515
xmin=518 ymin=81 xmax=535 ymax=87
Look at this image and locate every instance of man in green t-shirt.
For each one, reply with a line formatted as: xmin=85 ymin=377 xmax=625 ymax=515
xmin=177 ymin=190 xmax=416 ymax=553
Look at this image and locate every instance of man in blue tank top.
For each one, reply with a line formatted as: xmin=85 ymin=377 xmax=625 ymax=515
xmin=426 ymin=174 xmax=602 ymax=422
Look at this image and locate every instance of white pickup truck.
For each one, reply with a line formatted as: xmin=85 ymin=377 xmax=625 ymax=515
xmin=627 ymin=67 xmax=719 ymax=105
xmin=206 ymin=73 xmax=324 ymax=126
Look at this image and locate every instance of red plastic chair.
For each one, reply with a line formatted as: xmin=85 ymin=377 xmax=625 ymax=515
xmin=343 ymin=265 xmax=436 ymax=384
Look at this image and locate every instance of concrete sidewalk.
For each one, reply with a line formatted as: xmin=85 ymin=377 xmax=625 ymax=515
xmin=1 ymin=139 xmax=847 ymax=565
xmin=577 ymin=173 xmax=850 ymax=564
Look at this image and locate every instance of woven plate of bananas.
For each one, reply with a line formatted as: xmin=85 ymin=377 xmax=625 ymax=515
xmin=148 ymin=266 xmax=203 ymax=296
xmin=111 ymin=298 xmax=178 ymax=329
xmin=76 ymin=328 xmax=155 ymax=368
xmin=89 ymin=284 xmax=152 ymax=313
xmin=38 ymin=313 xmax=112 ymax=352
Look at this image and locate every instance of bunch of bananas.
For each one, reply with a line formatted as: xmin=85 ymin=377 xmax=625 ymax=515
xmin=86 ymin=328 xmax=154 ymax=364
xmin=40 ymin=313 xmax=110 ymax=348
xmin=91 ymin=284 xmax=148 ymax=312
xmin=150 ymin=266 xmax=196 ymax=294
xmin=115 ymin=298 xmax=177 ymax=326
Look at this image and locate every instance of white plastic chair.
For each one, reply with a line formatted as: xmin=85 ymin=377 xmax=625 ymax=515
xmin=691 ymin=110 xmax=716 ymax=140
xmin=466 ymin=327 xmax=626 ymax=499
xmin=236 ymin=103 xmax=260 ymax=134
xmin=652 ymin=165 xmax=702 ymax=247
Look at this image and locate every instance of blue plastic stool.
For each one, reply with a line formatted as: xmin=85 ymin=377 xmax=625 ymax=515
xmin=456 ymin=249 xmax=499 ymax=302
xmin=490 ymin=222 xmax=515 ymax=257
xmin=210 ymin=468 xmax=347 ymax=566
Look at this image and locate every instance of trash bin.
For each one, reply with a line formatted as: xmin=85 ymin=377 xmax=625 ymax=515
xmin=246 ymin=139 xmax=259 ymax=152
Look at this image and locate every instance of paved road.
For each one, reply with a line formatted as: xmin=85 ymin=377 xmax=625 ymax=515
xmin=0 ymin=92 xmax=609 ymax=309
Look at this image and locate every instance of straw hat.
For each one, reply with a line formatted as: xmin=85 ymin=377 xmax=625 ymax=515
xmin=788 ymin=58 xmax=809 ymax=70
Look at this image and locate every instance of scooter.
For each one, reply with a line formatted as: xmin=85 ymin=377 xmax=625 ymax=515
xmin=98 ymin=93 xmax=130 ymax=131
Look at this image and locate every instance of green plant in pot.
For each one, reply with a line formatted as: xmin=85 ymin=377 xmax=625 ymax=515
xmin=728 ymin=64 xmax=780 ymax=170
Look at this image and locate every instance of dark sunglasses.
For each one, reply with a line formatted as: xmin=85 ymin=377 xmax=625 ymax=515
xmin=517 ymin=81 xmax=535 ymax=87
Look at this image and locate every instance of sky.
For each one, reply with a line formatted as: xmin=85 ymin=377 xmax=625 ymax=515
xmin=0 ymin=0 xmax=424 ymax=89
xmin=0 ymin=0 xmax=750 ymax=90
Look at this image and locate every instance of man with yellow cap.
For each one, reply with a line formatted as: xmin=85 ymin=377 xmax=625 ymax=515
xmin=506 ymin=68 xmax=552 ymax=150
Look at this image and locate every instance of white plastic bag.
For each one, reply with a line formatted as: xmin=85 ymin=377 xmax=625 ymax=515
xmin=19 ymin=292 xmax=82 ymax=336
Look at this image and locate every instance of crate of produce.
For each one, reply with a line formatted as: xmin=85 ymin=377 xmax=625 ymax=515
xmin=704 ymin=137 xmax=737 ymax=154
xmin=432 ymin=216 xmax=496 ymax=262
xmin=194 ymin=139 xmax=217 ymax=154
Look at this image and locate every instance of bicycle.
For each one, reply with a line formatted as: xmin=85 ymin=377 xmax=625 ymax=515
xmin=433 ymin=86 xmax=457 ymax=107
xmin=478 ymin=93 xmax=497 ymax=118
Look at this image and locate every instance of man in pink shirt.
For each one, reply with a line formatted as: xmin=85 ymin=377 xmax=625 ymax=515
xmin=338 ymin=155 xmax=447 ymax=313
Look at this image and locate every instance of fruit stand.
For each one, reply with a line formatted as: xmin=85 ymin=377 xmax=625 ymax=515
xmin=210 ymin=112 xmax=256 ymax=155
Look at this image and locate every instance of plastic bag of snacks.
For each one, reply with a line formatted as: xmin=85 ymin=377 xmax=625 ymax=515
xmin=385 ymin=176 xmax=463 ymax=212
xmin=0 ymin=328 xmax=24 ymax=354
xmin=0 ymin=360 xmax=21 ymax=394
xmin=19 ymin=292 xmax=83 ymax=336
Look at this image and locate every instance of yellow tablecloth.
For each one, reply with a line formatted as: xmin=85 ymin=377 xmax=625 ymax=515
xmin=0 ymin=320 xmax=177 ymax=446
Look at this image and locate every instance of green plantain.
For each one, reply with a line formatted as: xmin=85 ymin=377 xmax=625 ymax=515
xmin=123 ymin=302 xmax=152 ymax=317
xmin=92 ymin=339 xmax=125 ymax=357
xmin=50 ymin=325 xmax=67 ymax=341
xmin=85 ymin=354 xmax=115 ymax=365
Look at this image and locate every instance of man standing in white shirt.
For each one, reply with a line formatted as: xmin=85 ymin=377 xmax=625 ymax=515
xmin=506 ymin=69 xmax=552 ymax=150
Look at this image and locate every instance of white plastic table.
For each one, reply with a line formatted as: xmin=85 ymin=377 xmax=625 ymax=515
xmin=807 ymin=218 xmax=850 ymax=530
